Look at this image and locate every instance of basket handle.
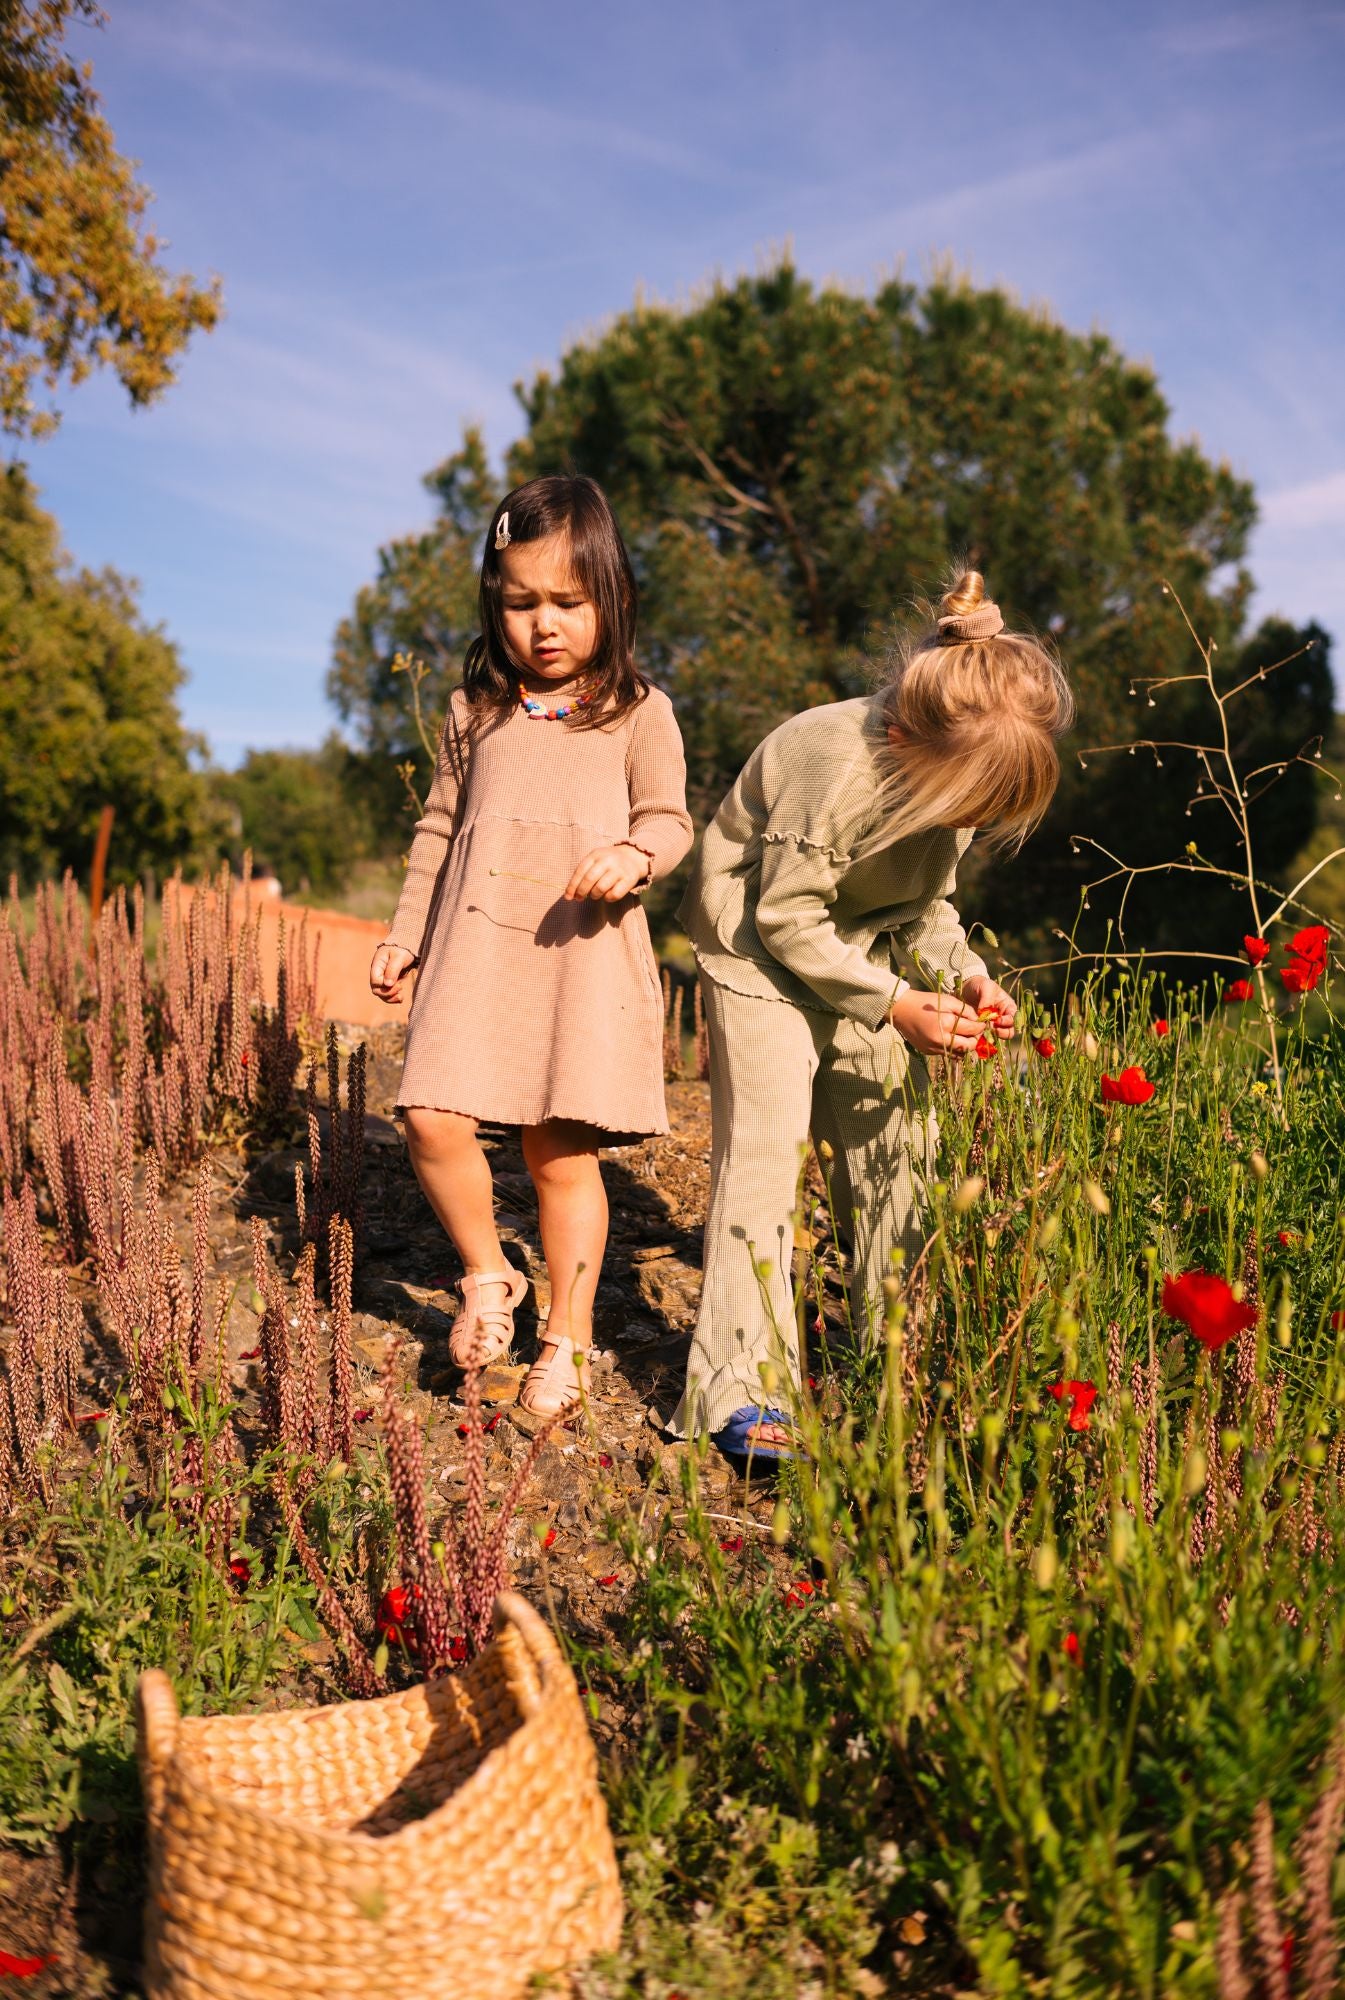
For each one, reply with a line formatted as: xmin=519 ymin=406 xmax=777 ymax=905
xmin=492 ymin=1592 xmax=566 ymax=1719
xmin=136 ymin=1668 xmax=180 ymax=1770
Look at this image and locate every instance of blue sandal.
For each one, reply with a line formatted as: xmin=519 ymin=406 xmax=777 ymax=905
xmin=711 ymin=1405 xmax=798 ymax=1466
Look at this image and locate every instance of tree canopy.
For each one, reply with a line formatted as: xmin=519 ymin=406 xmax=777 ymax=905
xmin=0 ymin=463 xmax=209 ymax=882
xmin=332 ymin=261 xmax=1336 ymax=959
xmin=0 ymin=0 xmax=219 ymax=436
xmin=211 ymin=739 xmax=373 ymax=897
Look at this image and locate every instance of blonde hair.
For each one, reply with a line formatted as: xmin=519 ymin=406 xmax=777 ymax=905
xmin=871 ymin=569 xmax=1073 ymax=851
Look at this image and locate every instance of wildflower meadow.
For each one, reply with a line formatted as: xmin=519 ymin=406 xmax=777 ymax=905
xmin=1 ymin=615 xmax=1343 ymax=1999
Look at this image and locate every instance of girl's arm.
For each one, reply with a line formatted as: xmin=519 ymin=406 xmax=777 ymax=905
xmin=621 ymin=690 xmax=693 ymax=882
xmin=755 ymin=833 xmax=904 ymax=1030
xmin=890 ymin=836 xmax=989 ymax=993
xmin=381 ymin=698 xmax=466 ymax=960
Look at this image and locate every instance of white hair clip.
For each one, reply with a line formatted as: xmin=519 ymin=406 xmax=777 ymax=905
xmin=494 ymin=511 xmax=511 ymax=551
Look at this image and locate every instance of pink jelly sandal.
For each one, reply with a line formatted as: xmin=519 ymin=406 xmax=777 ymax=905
xmin=447 ymin=1267 xmax=529 ymax=1368
xmin=518 ymin=1333 xmax=591 ymax=1417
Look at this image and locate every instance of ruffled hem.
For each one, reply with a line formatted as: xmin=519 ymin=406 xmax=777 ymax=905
xmin=395 ymin=1098 xmax=668 ymax=1144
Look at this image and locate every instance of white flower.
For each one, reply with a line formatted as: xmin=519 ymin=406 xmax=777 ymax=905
xmin=845 ymin=1733 xmax=871 ymax=1762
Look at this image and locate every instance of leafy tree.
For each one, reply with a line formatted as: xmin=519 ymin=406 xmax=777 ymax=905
xmin=332 ymin=261 xmax=1335 ymax=959
xmin=0 ymin=463 xmax=208 ymax=882
xmin=212 ymin=739 xmax=375 ymax=897
xmin=0 ymin=0 xmax=219 ymax=436
xmin=330 ymin=430 xmax=492 ymax=766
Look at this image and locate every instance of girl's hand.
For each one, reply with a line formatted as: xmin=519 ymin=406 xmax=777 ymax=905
xmin=960 ymin=974 xmax=1017 ymax=1038
xmin=889 ymin=986 xmax=984 ymax=1055
xmin=564 ymin=843 xmax=649 ymax=902
xmin=370 ymin=943 xmax=417 ymax=1004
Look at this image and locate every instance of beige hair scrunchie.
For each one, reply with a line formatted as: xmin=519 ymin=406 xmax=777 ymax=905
xmin=937 ymin=600 xmax=1005 ymax=642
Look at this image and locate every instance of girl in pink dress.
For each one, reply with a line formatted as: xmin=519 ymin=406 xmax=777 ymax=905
xmin=370 ymin=476 xmax=692 ymax=1415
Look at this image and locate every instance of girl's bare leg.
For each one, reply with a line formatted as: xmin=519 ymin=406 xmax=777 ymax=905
xmin=520 ymin=1119 xmax=607 ymax=1354
xmin=403 ymin=1108 xmax=511 ymax=1309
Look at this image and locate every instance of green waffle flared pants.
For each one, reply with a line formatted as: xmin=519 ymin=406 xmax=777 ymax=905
xmin=671 ymin=973 xmax=937 ymax=1438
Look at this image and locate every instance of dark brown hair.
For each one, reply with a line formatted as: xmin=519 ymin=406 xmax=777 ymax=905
xmin=462 ymin=474 xmax=647 ymax=727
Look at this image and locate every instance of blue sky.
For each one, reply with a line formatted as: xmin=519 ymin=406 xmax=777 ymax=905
xmin=29 ymin=0 xmax=1345 ymax=761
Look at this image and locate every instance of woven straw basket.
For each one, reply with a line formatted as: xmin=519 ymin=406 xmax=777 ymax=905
xmin=136 ymin=1592 xmax=622 ymax=2000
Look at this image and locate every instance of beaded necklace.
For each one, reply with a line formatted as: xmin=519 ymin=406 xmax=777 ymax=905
xmin=517 ymin=680 xmax=592 ymax=722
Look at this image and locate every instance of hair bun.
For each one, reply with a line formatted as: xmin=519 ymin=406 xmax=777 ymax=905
xmin=939 ymin=570 xmax=985 ymax=620
xmin=937 ymin=569 xmax=1004 ymax=643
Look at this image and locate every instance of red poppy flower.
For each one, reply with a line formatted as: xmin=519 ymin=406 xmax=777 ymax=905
xmin=377 ymin=1584 xmax=422 ymax=1649
xmin=1033 ymin=1036 xmax=1056 ymax=1058
xmin=1276 ymin=1230 xmax=1299 ymax=1249
xmin=448 ymin=1635 xmax=468 ymax=1663
xmin=1063 ymin=1632 xmax=1082 ymax=1665
xmin=1223 ymin=979 xmax=1253 ymax=1003
xmin=597 ymin=1574 xmax=619 ymax=1587
xmin=354 ymin=1407 xmax=373 ymax=1423
xmin=457 ymin=1412 xmax=501 ymax=1437
xmin=540 ymin=1525 xmax=557 ymax=1549
xmin=1162 ymin=1271 xmax=1258 ymax=1351
xmin=1152 ymin=1019 xmax=1170 ymax=1037
xmin=1332 ymin=1310 xmax=1345 ymax=1331
xmin=973 ymin=1033 xmax=997 ymax=1060
xmin=1244 ymin=936 xmax=1270 ymax=965
xmin=1290 ymin=923 xmax=1329 ymax=967
xmin=1280 ymin=958 xmax=1322 ymax=994
xmin=238 ymin=1347 xmax=261 ymax=1361
xmin=1101 ymin=1067 xmax=1156 ymax=1106
xmin=1047 ymin=1379 xmax=1098 ymax=1431
xmin=228 ymin=1557 xmax=251 ymax=1583
xmin=597 ymin=1453 xmax=613 ymax=1468
xmin=718 ymin=1534 xmax=744 ymax=1553
xmin=0 ymin=1952 xmax=54 ymax=1977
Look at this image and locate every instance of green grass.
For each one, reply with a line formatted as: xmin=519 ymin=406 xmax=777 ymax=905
xmin=573 ymin=974 xmax=1345 ymax=1996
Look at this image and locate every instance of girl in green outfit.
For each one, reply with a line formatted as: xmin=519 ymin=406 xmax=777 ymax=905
xmin=673 ymin=570 xmax=1073 ymax=1457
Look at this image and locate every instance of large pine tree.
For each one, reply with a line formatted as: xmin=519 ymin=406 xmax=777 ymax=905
xmin=331 ymin=261 xmax=1335 ymax=961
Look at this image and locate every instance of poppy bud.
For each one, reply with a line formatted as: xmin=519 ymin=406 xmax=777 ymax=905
xmin=953 ymin=1174 xmax=985 ymax=1212
xmin=771 ymin=1499 xmax=791 ymax=1545
xmin=1250 ymin=1150 xmax=1269 ymax=1180
xmin=1032 ymin=1542 xmax=1057 ymax=1588
xmin=818 ymin=1138 xmax=834 ymax=1162
xmin=1184 ymin=1448 xmax=1207 ymax=1497
xmin=1084 ymin=1180 xmax=1111 ymax=1215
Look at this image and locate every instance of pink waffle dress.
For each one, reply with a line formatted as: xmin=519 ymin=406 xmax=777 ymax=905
xmin=383 ymin=684 xmax=692 ymax=1139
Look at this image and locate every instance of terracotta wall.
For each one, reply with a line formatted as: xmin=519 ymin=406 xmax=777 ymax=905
xmin=182 ymin=884 xmax=408 ymax=1028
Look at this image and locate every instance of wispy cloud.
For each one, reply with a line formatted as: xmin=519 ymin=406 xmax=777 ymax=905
xmin=1260 ymin=469 xmax=1345 ymax=531
xmin=789 ymin=125 xmax=1170 ymax=286
xmin=1153 ymin=6 xmax=1340 ymax=58
xmin=115 ymin=2 xmax=740 ymax=188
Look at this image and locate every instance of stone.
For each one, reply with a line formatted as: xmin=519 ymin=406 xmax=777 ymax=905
xmin=480 ymin=1361 xmax=526 ymax=1406
xmin=507 ymin=1405 xmax=550 ymax=1439
xmin=635 ymin=1258 xmax=701 ymax=1317
xmin=353 ymin=1331 xmax=399 ymax=1370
